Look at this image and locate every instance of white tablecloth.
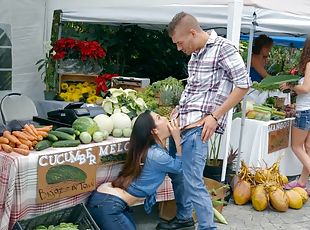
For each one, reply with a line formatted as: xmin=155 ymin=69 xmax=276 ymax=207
xmin=229 ymin=118 xmax=302 ymax=176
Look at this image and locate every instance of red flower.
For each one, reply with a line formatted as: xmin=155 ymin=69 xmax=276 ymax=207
xmin=52 ymin=38 xmax=106 ymax=61
xmin=289 ymin=68 xmax=298 ymax=75
xmin=95 ymin=73 xmax=119 ymax=95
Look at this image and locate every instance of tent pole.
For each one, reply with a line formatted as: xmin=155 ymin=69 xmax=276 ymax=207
xmin=220 ymin=0 xmax=243 ymax=182
xmin=235 ymin=13 xmax=257 ymax=174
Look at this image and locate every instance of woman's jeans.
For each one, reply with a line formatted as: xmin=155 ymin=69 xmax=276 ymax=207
xmin=181 ymin=127 xmax=217 ymax=230
xmin=86 ymin=191 xmax=136 ymax=230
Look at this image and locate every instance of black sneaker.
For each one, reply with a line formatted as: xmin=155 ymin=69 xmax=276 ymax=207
xmin=156 ymin=217 xmax=195 ymax=230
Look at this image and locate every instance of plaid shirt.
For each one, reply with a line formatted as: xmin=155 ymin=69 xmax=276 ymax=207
xmin=179 ymin=30 xmax=251 ymax=133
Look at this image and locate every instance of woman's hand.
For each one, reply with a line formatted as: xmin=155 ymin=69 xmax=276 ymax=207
xmin=279 ymin=83 xmax=292 ymax=92
xmin=168 ymin=119 xmax=181 ymax=143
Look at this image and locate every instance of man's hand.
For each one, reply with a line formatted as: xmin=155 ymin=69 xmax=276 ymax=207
xmin=198 ymin=115 xmax=218 ymax=142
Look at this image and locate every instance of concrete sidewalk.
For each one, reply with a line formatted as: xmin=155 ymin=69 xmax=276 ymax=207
xmin=134 ymin=199 xmax=310 ymax=230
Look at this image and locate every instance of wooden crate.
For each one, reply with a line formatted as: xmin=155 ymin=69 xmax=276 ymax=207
xmin=58 ymin=74 xmax=97 ymax=92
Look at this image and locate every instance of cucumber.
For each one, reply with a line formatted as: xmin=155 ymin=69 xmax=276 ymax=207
xmin=46 ymin=133 xmax=58 ymax=142
xmin=48 ymin=130 xmax=76 ymax=141
xmin=35 ymin=140 xmax=52 ymax=151
xmin=52 ymin=140 xmax=81 ymax=148
xmin=56 ymin=127 xmax=80 ymax=136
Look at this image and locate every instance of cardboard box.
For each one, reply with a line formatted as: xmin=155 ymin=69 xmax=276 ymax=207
xmin=58 ymin=74 xmax=97 ymax=92
xmin=159 ymin=177 xmax=226 ymax=221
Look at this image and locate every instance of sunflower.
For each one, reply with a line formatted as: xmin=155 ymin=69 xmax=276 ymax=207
xmin=61 ymin=83 xmax=69 ymax=91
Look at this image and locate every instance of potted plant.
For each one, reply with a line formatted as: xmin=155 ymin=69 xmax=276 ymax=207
xmin=36 ymin=41 xmax=57 ymax=100
xmin=51 ymin=38 xmax=106 ymax=74
xmin=203 ymin=133 xmax=238 ymax=183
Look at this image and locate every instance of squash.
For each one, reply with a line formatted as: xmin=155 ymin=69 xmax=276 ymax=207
xmin=110 ymin=113 xmax=132 ymax=129
xmin=93 ymin=114 xmax=114 ymax=135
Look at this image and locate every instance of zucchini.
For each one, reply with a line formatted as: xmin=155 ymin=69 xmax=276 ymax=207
xmin=52 ymin=140 xmax=81 ymax=148
xmin=56 ymin=127 xmax=80 ymax=136
xmin=46 ymin=133 xmax=58 ymax=142
xmin=48 ymin=130 xmax=75 ymax=141
xmin=35 ymin=140 xmax=52 ymax=151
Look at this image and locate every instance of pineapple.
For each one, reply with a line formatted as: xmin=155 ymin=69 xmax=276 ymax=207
xmin=157 ymin=85 xmax=174 ymax=117
xmin=157 ymin=84 xmax=184 ymax=118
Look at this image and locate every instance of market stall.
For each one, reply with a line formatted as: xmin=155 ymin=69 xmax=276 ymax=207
xmin=0 ymin=137 xmax=174 ymax=230
xmin=230 ymin=117 xmax=302 ymax=176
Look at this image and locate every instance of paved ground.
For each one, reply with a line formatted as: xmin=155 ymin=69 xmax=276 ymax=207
xmin=133 ymin=200 xmax=310 ymax=230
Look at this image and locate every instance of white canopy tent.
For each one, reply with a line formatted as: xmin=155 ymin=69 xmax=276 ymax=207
xmin=46 ymin=0 xmax=310 ymax=181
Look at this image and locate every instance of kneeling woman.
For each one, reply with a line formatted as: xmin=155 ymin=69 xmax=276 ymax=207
xmin=86 ymin=110 xmax=183 ymax=230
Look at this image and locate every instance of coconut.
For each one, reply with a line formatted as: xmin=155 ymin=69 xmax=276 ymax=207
xmin=269 ymin=187 xmax=289 ymax=212
xmin=285 ymin=190 xmax=303 ymax=209
xmin=251 ymin=185 xmax=268 ymax=211
xmin=292 ymin=187 xmax=308 ymax=204
xmin=233 ymin=180 xmax=251 ymax=205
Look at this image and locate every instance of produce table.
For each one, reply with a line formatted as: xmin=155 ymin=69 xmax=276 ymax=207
xmin=0 ymin=137 xmax=174 ymax=230
xmin=230 ymin=117 xmax=302 ymax=176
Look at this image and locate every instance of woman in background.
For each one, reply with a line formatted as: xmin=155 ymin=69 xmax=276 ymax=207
xmin=86 ymin=110 xmax=183 ymax=229
xmin=250 ymin=34 xmax=273 ymax=82
xmin=280 ymin=37 xmax=310 ymax=195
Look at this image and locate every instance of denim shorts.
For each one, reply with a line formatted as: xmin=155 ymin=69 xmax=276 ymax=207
xmin=294 ymin=109 xmax=310 ymax=130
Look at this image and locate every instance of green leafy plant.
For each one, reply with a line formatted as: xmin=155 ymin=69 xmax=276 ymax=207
xmin=35 ymin=41 xmax=57 ymax=92
xmin=101 ymin=88 xmax=147 ymax=118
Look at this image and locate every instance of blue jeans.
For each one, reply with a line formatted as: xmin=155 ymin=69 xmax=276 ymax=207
xmin=181 ymin=127 xmax=217 ymax=230
xmin=86 ymin=191 xmax=136 ymax=230
xmin=168 ymin=137 xmax=193 ymax=220
xmin=294 ymin=109 xmax=310 ymax=130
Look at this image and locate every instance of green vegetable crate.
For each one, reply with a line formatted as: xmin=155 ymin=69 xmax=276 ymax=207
xmin=13 ymin=203 xmax=99 ymax=230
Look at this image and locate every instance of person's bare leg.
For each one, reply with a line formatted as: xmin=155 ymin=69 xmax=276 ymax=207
xmin=291 ymin=127 xmax=310 ymax=186
xmin=298 ymin=131 xmax=310 ymax=185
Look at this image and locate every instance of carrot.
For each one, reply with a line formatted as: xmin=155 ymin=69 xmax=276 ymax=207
xmin=1 ymin=144 xmax=13 ymax=153
xmin=17 ymin=144 xmax=29 ymax=150
xmin=36 ymin=135 xmax=43 ymax=141
xmin=12 ymin=131 xmax=29 ymax=140
xmin=21 ymin=131 xmax=36 ymax=141
xmin=13 ymin=147 xmax=30 ymax=156
xmin=23 ymin=124 xmax=37 ymax=137
xmin=32 ymin=140 xmax=38 ymax=146
xmin=3 ymin=131 xmax=22 ymax=145
xmin=0 ymin=136 xmax=9 ymax=144
xmin=29 ymin=124 xmax=39 ymax=136
xmin=8 ymin=142 xmax=16 ymax=148
xmin=35 ymin=125 xmax=53 ymax=132
xmin=36 ymin=131 xmax=48 ymax=138
xmin=19 ymin=138 xmax=33 ymax=147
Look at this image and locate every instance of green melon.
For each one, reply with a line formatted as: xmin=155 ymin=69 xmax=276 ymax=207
xmin=72 ymin=117 xmax=98 ymax=135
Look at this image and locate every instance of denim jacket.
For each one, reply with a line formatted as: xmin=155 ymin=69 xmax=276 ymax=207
xmin=126 ymin=143 xmax=182 ymax=214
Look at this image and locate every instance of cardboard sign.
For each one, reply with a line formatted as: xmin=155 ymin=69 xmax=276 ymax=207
xmin=268 ymin=120 xmax=291 ymax=153
xmin=37 ymin=139 xmax=129 ymax=203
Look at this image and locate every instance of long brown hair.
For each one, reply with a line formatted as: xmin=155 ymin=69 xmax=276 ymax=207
xmin=112 ymin=110 xmax=156 ymax=189
xmin=298 ymin=37 xmax=310 ymax=75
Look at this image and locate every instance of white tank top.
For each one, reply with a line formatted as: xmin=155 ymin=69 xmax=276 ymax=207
xmin=296 ymin=77 xmax=310 ymax=111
